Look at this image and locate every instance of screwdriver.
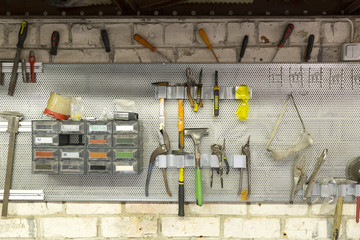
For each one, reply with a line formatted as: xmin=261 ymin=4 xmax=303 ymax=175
xmin=305 ymin=34 xmax=315 ymax=62
xmin=101 ymin=30 xmax=110 ymax=52
xmin=8 ymin=21 xmax=28 ymax=96
xmin=271 ymin=23 xmax=294 ymax=62
xmin=213 ymin=71 xmax=220 ymax=117
xmin=50 ymin=31 xmax=60 ymax=63
xmin=133 ymin=34 xmax=173 ymax=63
xmin=239 ymin=35 xmax=249 ymax=62
xmin=198 ymin=29 xmax=219 ymax=63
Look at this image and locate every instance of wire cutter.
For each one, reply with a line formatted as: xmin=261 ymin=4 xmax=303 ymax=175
xmin=290 ymin=153 xmax=307 ymax=204
xmin=239 ymin=136 xmax=251 ymax=197
xmin=145 ymin=128 xmax=172 ymax=197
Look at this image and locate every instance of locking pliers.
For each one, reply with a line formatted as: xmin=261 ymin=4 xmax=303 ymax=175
xmin=145 ymin=128 xmax=172 ymax=197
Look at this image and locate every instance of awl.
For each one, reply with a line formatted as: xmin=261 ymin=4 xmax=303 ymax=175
xmin=8 ymin=21 xmax=28 ymax=96
xmin=133 ymin=34 xmax=173 ymax=63
xmin=271 ymin=24 xmax=294 ymax=62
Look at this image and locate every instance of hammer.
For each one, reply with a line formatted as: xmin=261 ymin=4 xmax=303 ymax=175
xmin=185 ymin=128 xmax=209 ymax=206
xmin=0 ymin=111 xmax=23 ymax=217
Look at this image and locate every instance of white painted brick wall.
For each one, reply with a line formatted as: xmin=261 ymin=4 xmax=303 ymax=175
xmin=0 ymin=17 xmax=358 ymax=239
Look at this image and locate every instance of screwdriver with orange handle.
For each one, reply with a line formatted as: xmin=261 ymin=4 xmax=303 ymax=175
xmin=133 ymin=34 xmax=173 ymax=63
xmin=198 ymin=29 xmax=219 ymax=63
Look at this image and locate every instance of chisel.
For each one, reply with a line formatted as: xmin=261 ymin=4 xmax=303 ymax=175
xmin=8 ymin=21 xmax=28 ymax=96
xmin=198 ymin=29 xmax=219 ymax=63
xmin=271 ymin=23 xmax=294 ymax=62
xmin=133 ymin=34 xmax=173 ymax=63
xmin=239 ymin=35 xmax=249 ymax=62
xmin=305 ymin=34 xmax=315 ymax=62
xmin=213 ymin=71 xmax=220 ymax=117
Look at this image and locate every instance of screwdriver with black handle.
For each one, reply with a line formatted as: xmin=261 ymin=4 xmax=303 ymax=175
xmin=213 ymin=71 xmax=220 ymax=117
xmin=101 ymin=30 xmax=110 ymax=52
xmin=239 ymin=35 xmax=248 ymax=62
xmin=305 ymin=34 xmax=315 ymax=62
xmin=8 ymin=21 xmax=28 ymax=96
xmin=271 ymin=24 xmax=294 ymax=62
xmin=50 ymin=31 xmax=60 ymax=63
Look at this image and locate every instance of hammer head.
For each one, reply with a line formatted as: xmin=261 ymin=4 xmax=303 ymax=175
xmin=0 ymin=111 xmax=24 ymax=120
xmin=184 ymin=128 xmax=209 ymax=145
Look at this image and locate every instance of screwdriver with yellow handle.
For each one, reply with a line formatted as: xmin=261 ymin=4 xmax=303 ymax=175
xmin=133 ymin=34 xmax=173 ymax=63
xmin=213 ymin=71 xmax=220 ymax=117
xmin=198 ymin=29 xmax=219 ymax=63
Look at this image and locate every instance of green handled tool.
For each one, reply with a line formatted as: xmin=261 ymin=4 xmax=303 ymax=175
xmin=8 ymin=21 xmax=28 ymax=96
xmin=185 ymin=128 xmax=209 ymax=206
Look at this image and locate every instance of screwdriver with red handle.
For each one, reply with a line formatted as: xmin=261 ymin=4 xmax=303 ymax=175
xmin=50 ymin=31 xmax=60 ymax=63
xmin=271 ymin=23 xmax=294 ymax=62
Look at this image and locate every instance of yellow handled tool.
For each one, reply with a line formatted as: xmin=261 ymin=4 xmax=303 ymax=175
xmin=198 ymin=29 xmax=219 ymax=63
xmin=178 ymin=99 xmax=184 ymax=149
xmin=213 ymin=71 xmax=220 ymax=117
xmin=133 ymin=34 xmax=173 ymax=63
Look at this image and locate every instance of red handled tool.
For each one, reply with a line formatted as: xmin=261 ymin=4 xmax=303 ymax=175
xmin=28 ymin=51 xmax=36 ymax=83
xmin=50 ymin=31 xmax=60 ymax=63
xmin=271 ymin=24 xmax=294 ymax=62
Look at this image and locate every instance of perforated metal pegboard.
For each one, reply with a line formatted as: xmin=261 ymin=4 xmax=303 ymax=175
xmin=0 ymin=63 xmax=359 ymax=203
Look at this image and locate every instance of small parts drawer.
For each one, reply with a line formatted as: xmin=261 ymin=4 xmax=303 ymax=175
xmin=60 ymin=160 xmax=85 ymax=174
xmin=59 ymin=121 xmax=85 ymax=134
xmin=113 ymin=134 xmax=139 ymax=147
xmin=60 ymin=149 xmax=85 ymax=160
xmin=87 ymin=135 xmax=112 ymax=147
xmin=113 ymin=160 xmax=140 ymax=174
xmin=113 ymin=149 xmax=139 ymax=160
xmin=113 ymin=121 xmax=139 ymax=134
xmin=34 ymin=149 xmax=58 ymax=160
xmin=33 ymin=160 xmax=58 ymax=174
xmin=32 ymin=121 xmax=58 ymax=134
xmin=88 ymin=161 xmax=111 ymax=174
xmin=33 ymin=134 xmax=59 ymax=146
xmin=87 ymin=121 xmax=112 ymax=134
xmin=87 ymin=149 xmax=112 ymax=161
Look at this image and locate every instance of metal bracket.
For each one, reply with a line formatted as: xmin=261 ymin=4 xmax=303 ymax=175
xmin=1 ymin=62 xmax=43 ymax=73
xmin=0 ymin=190 xmax=44 ymax=200
xmin=0 ymin=122 xmax=31 ymax=132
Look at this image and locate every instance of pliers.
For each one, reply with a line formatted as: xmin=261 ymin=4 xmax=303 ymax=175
xmin=290 ymin=153 xmax=307 ymax=204
xmin=210 ymin=139 xmax=229 ymax=188
xmin=239 ymin=136 xmax=251 ymax=197
xmin=145 ymin=128 xmax=172 ymax=197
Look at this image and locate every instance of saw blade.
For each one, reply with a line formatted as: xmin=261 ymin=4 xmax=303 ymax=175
xmin=346 ymin=156 xmax=360 ymax=182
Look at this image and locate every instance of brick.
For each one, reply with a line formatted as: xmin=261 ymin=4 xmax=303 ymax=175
xmin=165 ymin=23 xmax=194 ymax=45
xmin=346 ymin=218 xmax=360 ymax=239
xmin=318 ymin=47 xmax=340 ymax=62
xmin=0 ymin=218 xmax=35 ymax=238
xmin=125 ymin=203 xmax=177 ymax=214
xmin=7 ymin=23 xmax=39 ymax=48
xmin=0 ymin=24 xmax=5 ymax=46
xmin=8 ymin=202 xmax=62 ymax=216
xmin=71 ymin=24 xmax=102 ymax=47
xmin=240 ymin=47 xmax=301 ymax=62
xmin=224 ymin=217 xmax=280 ymax=238
xmin=322 ymin=22 xmax=351 ymax=44
xmin=162 ymin=217 xmax=220 ymax=237
xmin=101 ymin=216 xmax=157 ymax=238
xmin=106 ymin=24 xmax=132 ymax=47
xmin=188 ymin=203 xmax=246 ymax=215
xmin=39 ymin=24 xmax=70 ymax=47
xmin=283 ymin=218 xmax=328 ymax=239
xmin=342 ymin=203 xmax=356 ymax=216
xmin=134 ymin=24 xmax=163 ymax=45
xmin=66 ymin=202 xmax=121 ymax=215
xmin=177 ymin=48 xmax=236 ymax=63
xmin=40 ymin=217 xmax=97 ymax=238
xmin=249 ymin=204 xmax=308 ymax=216
xmin=227 ymin=22 xmax=257 ymax=45
xmin=115 ymin=48 xmax=175 ymax=63
xmin=290 ymin=22 xmax=320 ymax=45
xmin=310 ymin=203 xmax=336 ymax=216
xmin=196 ymin=23 xmax=226 ymax=45
xmin=55 ymin=49 xmax=110 ymax=63
xmin=258 ymin=22 xmax=288 ymax=45
xmin=0 ymin=49 xmax=17 ymax=59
